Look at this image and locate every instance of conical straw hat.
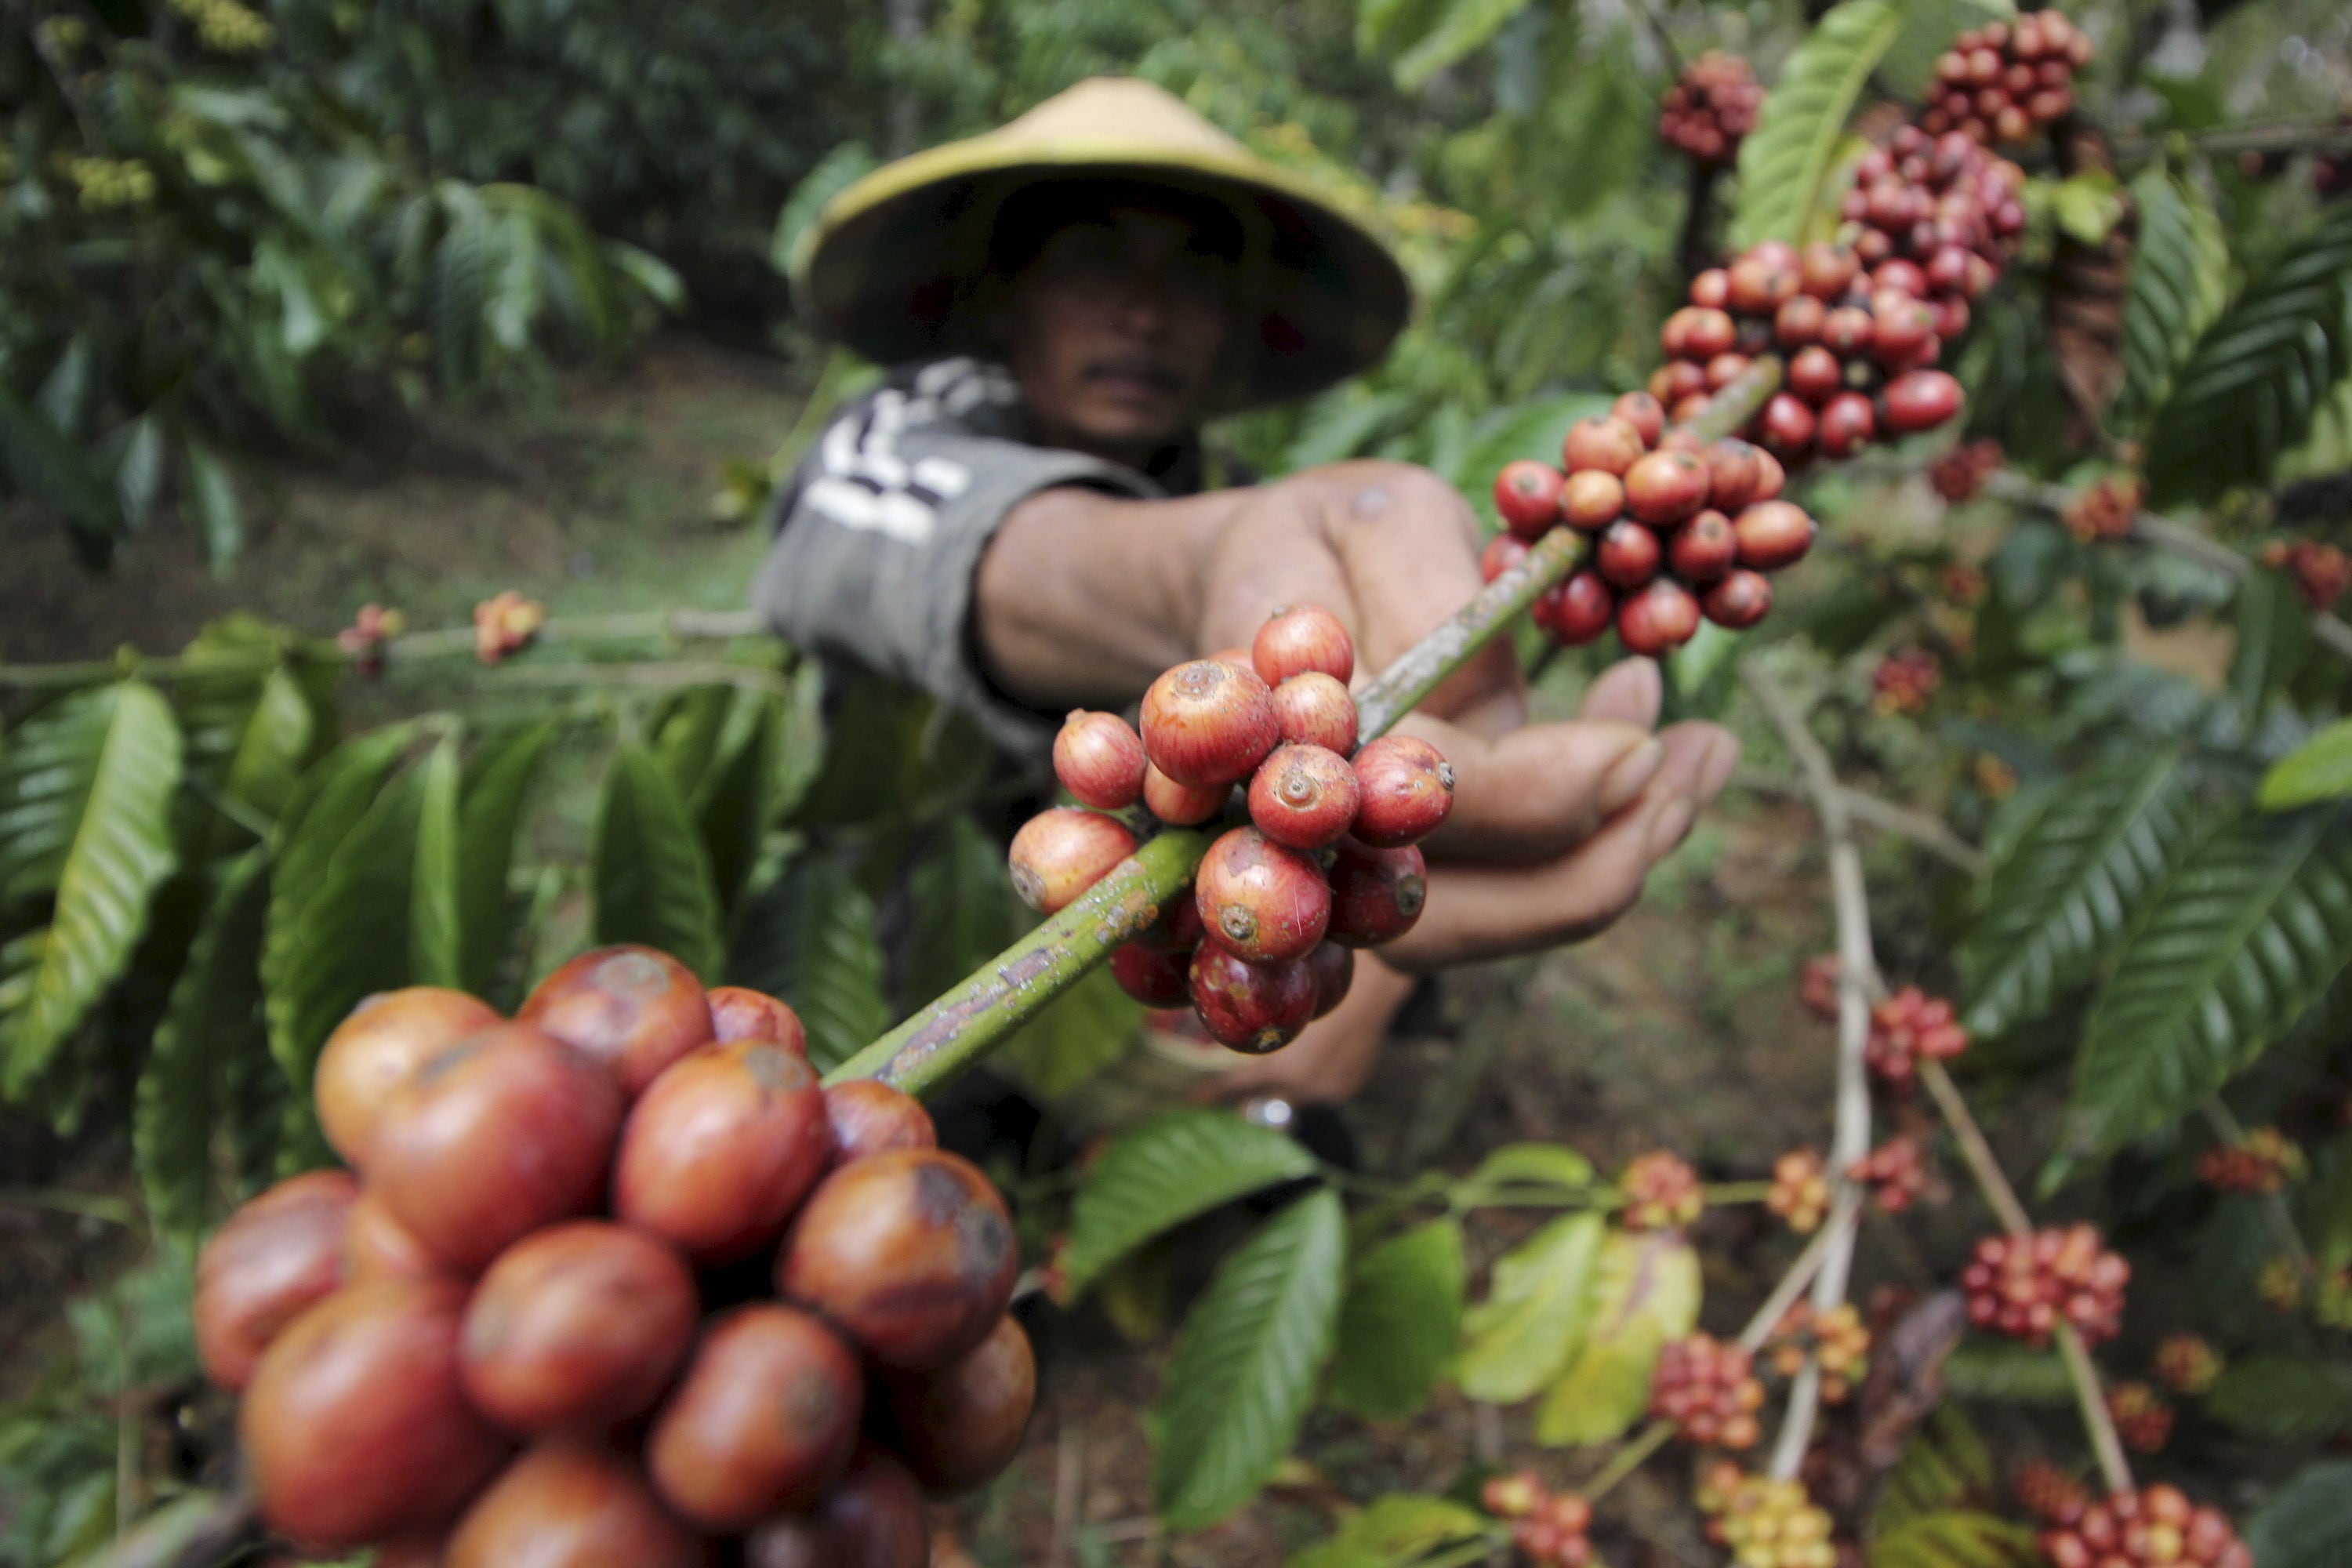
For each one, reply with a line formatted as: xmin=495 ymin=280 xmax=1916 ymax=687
xmin=791 ymin=78 xmax=1411 ymax=412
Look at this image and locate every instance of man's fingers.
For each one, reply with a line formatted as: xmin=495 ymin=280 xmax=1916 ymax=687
xmin=1398 ymin=710 xmax=1663 ymax=862
xmin=1578 ymin=658 xmax=1664 ymax=728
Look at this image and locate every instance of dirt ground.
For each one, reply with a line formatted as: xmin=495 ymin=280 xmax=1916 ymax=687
xmin=1 ymin=336 xmax=2014 ymax=1567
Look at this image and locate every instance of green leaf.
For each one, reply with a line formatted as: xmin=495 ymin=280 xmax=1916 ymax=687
xmin=592 ymin=742 xmax=724 ymax=982
xmin=2245 ymin=1461 xmax=2352 ymax=1568
xmin=2227 ymin=568 xmax=2314 ymax=728
xmin=1465 ymin=1143 xmax=1595 ymax=1192
xmin=0 ymin=381 xmax=118 ymax=559
xmin=906 ymin=815 xmax=1022 ymax=1011
xmin=1959 ymin=753 xmax=2198 ymax=1037
xmin=181 ymin=438 xmax=245 ymax=572
xmin=2063 ymin=804 xmax=2352 ymax=1159
xmin=1287 ymin=1496 xmax=1490 ymax=1568
xmin=1327 ymin=1219 xmax=1465 ymax=1421
xmin=691 ymin=692 xmax=779 ymax=918
xmin=2115 ymin=168 xmax=2229 ymax=433
xmin=1728 ymin=1 xmax=1904 ymax=252
xmin=1391 ymin=0 xmax=1533 ymax=89
xmin=1455 ymin=1212 xmax=1603 ymax=1403
xmin=1532 ymin=1231 xmax=1700 ymax=1446
xmin=2146 ymin=204 xmax=2352 ymax=506
xmin=1870 ymin=1511 xmax=2038 ymax=1568
xmin=0 ymin=684 xmax=183 ymax=1099
xmin=456 ymin=722 xmax=554 ymax=1002
xmin=1879 ymin=1408 xmax=2004 ymax=1531
xmin=407 ymin=739 xmax=462 ymax=989
xmin=2049 ymin=170 xmax=2127 ymax=245
xmin=994 ymin=962 xmax=1142 ymax=1099
xmin=1153 ymin=1188 xmax=1346 ymax=1530
xmin=727 ymin=854 xmax=888 ymax=1071
xmin=136 ymin=849 xmax=270 ymax=1239
xmin=1936 ymin=1341 xmax=2074 ymax=1405
xmin=1064 ymin=1109 xmax=1316 ymax=1296
xmin=2205 ymin=1356 xmax=2352 ymax=1443
xmin=189 ymin=666 xmax=317 ymax=862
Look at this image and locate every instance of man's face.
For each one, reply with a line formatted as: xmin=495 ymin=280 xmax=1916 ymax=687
xmin=1004 ymin=202 xmax=1235 ymax=463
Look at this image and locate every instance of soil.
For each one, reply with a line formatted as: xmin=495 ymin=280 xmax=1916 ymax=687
xmin=0 ymin=335 xmax=2030 ymax=1566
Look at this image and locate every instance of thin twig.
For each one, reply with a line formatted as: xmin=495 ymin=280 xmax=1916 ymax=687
xmin=483 ymin=659 xmax=797 ymax=699
xmin=1918 ymin=1062 xmax=2032 ymax=1237
xmin=1049 ymin=1396 xmax=1084 ymax=1568
xmin=2113 ymin=117 xmax=2352 ymax=162
xmin=1740 ymin=659 xmax=1877 ymax=1483
xmin=1734 ymin=769 xmax=1987 ymax=877
xmin=2056 ymin=1323 xmax=2132 ymax=1497
xmin=2199 ymin=1100 xmax=2319 ymax=1283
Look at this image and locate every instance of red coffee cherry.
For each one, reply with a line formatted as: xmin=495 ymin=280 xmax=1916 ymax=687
xmin=459 ymin=1221 xmax=699 ymax=1434
xmin=1786 ymin=344 xmax=1843 ymax=405
xmin=1871 ymin=293 xmax=1939 ymax=363
xmin=445 ymin=1446 xmax=703 ymax=1568
xmin=1189 ymin=941 xmax=1319 ymax=1054
xmin=1142 ymin=762 xmax=1229 ymax=826
xmin=1648 ymin=1333 xmax=1766 ymax=1450
xmin=648 ymin=1304 xmax=862 ymax=1528
xmin=1624 ymin=450 xmax=1711 ymax=526
xmin=519 ymin=946 xmax=713 ymax=1097
xmin=1480 ymin=531 xmax=1532 ymax=583
xmin=1537 ymin=570 xmax=1617 ymax=647
xmin=1612 ymin=390 xmax=1666 ymax=445
xmin=1757 ymin=393 xmax=1817 ymax=459
xmin=1111 ymin=940 xmax=1195 ymax=1007
xmin=372 ymin=1023 xmax=624 ymax=1273
xmin=1726 ymin=252 xmax=1799 ymax=314
xmin=1705 ymin=352 xmax=1752 ymax=391
xmin=1294 ymin=942 xmax=1353 ymax=1021
xmin=1269 ymin=672 xmax=1359 ymax=754
xmin=1683 ymin=307 xmax=1740 ymax=361
xmin=1751 ymin=448 xmax=1788 ymax=502
xmin=1863 ymin=985 xmax=1968 ymax=1083
xmin=1007 ymin=807 xmax=1137 ymax=914
xmin=881 ymin=1314 xmax=1037 ymax=1494
xmin=1247 ymin=742 xmax=1363 ymax=850
xmin=1617 ymin=578 xmax=1703 ymax=655
xmin=1733 ymin=501 xmax=1816 ymax=572
xmin=1562 ymin=416 xmax=1648 ymax=477
xmin=194 ymin=1171 xmax=358 ymax=1392
xmin=1326 ymin=840 xmax=1428 ymax=947
xmin=1596 ymin=517 xmax=1663 ymax=590
xmin=775 ymin=1149 xmax=1018 ymax=1370
xmin=1195 ymin=824 xmax=1333 ymax=961
xmin=1689 ymin=268 xmax=1731 ymax=310
xmin=613 ymin=1037 xmax=833 ymax=1264
xmin=1883 ymin=368 xmax=1965 ymax=432
xmin=1820 ymin=305 xmax=1875 ymax=356
xmin=705 ymin=987 xmax=808 ymax=1056
xmin=1817 ymin=391 xmax=1878 ymax=458
xmin=742 ymin=1447 xmax=929 ymax=1568
xmin=1561 ymin=469 xmax=1628 ymax=532
xmin=1702 ymin=570 xmax=1774 ymax=630
xmin=343 ymin=1185 xmax=445 ymax=1284
xmin=1351 ymin=735 xmax=1456 ymax=848
xmin=1799 ymin=241 xmax=1861 ymax=299
xmin=1495 ymin=460 xmax=1568 ymax=539
xmin=241 ymin=1278 xmax=508 ymax=1549
xmin=1700 ymin=439 xmax=1764 ymax=514
xmin=1053 ymin=710 xmax=1149 ymax=811
xmin=1254 ymin=603 xmax=1356 ymax=686
xmin=1668 ymin=510 xmax=1738 ymax=586
xmin=1775 ymin=294 xmax=1827 ymax=348
xmin=1140 ymin=659 xmax=1282 ymax=788
xmin=314 ymin=988 xmax=502 ymax=1170
xmin=822 ymin=1079 xmax=936 ymax=1163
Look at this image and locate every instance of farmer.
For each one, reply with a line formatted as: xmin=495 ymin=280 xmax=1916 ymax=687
xmin=757 ymin=78 xmax=1738 ymax=1109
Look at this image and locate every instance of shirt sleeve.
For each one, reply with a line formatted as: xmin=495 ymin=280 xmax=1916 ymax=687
xmin=750 ymin=375 xmax=1157 ymax=759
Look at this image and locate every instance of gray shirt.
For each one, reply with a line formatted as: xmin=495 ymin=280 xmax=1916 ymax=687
xmin=753 ymin=357 xmax=1211 ymax=762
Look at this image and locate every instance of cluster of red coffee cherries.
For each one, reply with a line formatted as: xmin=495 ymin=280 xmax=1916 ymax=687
xmin=2063 ymin=474 xmax=2143 ymax=544
xmin=1619 ymin=1149 xmax=1706 ymax=1231
xmin=1848 ymin=1133 xmax=1931 ymax=1214
xmin=193 ymin=948 xmax=1024 ymax=1566
xmin=1961 ymin=1224 xmax=2129 ymax=1347
xmin=1697 ymin=1465 xmax=1837 ymax=1568
xmin=2035 ymin=1486 xmax=2252 ymax=1568
xmin=1871 ymin=646 xmax=1943 ymax=716
xmin=1923 ymin=13 xmax=2093 ymax=147
xmin=1490 ymin=391 xmax=1809 ymax=655
xmin=473 ymin=589 xmax=548 ymax=665
xmin=1657 ymin=240 xmax=1969 ymax=466
xmin=1766 ymin=1302 xmax=1870 ymax=1403
xmin=2194 ymin=1125 xmax=2304 ymax=1194
xmin=1841 ymin=129 xmax=2026 ymax=343
xmin=1657 ymin=51 xmax=1762 ymax=167
xmin=336 ymin=603 xmax=405 ymax=679
xmin=2015 ymin=1461 xmax=2092 ymax=1527
xmin=1929 ymin=437 xmax=2005 ymax=503
xmin=2106 ymin=1381 xmax=2174 ymax=1454
xmin=1864 ymin=985 xmax=1969 ymax=1087
xmin=1649 ymin=1333 xmax=1766 ymax=1449
xmin=2259 ymin=538 xmax=2352 ymax=612
xmin=1029 ymin=605 xmax=1446 ymax=1054
xmin=1767 ymin=1148 xmax=1830 ymax=1232
xmin=1480 ymin=1472 xmax=1595 ymax=1567
xmin=2153 ymin=1332 xmax=2222 ymax=1396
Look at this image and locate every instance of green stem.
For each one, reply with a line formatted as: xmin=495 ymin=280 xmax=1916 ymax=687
xmin=1581 ymin=1420 xmax=1676 ymax=1503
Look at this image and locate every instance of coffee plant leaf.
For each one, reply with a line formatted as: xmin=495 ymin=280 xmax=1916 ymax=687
xmin=1455 ymin=1211 xmax=1603 ymax=1403
xmin=1063 ymin=1109 xmax=1316 ymax=1297
xmin=1958 ymin=752 xmax=2198 ymax=1038
xmin=652 ymin=685 xmax=736 ymax=803
xmin=1869 ymin=1511 xmax=2038 ymax=1568
xmin=176 ymin=658 xmax=320 ymax=866
xmin=1152 ymin=1187 xmax=1345 ymax=1530
xmin=2244 ymin=1460 xmax=2352 ymax=1568
xmin=2226 ymin=569 xmax=2316 ymax=731
xmin=1464 ymin=1142 xmax=1595 ymax=1192
xmin=592 ymin=741 xmax=724 ymax=982
xmin=2060 ymin=804 xmax=2352 ymax=1163
xmin=408 ymin=739 xmax=463 ymax=989
xmin=0 ymin=380 xmax=119 ymax=564
xmin=1287 ymin=1495 xmax=1489 ymax=1568
xmin=1729 ymin=0 xmax=1904 ymax=253
xmin=2114 ymin=168 xmax=2229 ymax=435
xmin=692 ymin=690 xmax=782 ymax=920
xmin=769 ymin=661 xmax=828 ymax=827
xmin=1327 ymin=1218 xmax=1465 ymax=1421
xmin=2204 ymin=1356 xmax=2352 ymax=1443
xmin=1935 ymin=1341 xmax=2073 ymax=1406
xmin=2278 ymin=372 xmax=2352 ymax=486
xmin=2145 ymin=203 xmax=2352 ymax=507
xmin=906 ymin=815 xmax=1021 ymax=1014
xmin=2261 ymin=717 xmax=2352 ymax=812
xmin=1390 ymin=0 xmax=1533 ymax=91
xmin=456 ymin=721 xmax=554 ymax=1004
xmin=722 ymin=853 xmax=885 ymax=1072
xmin=1878 ymin=1407 xmax=2002 ymax=1531
xmin=1534 ymin=1230 xmax=1700 ymax=1446
xmin=994 ymin=963 xmax=1141 ymax=1101
xmin=2303 ymin=1137 xmax=2352 ymax=1271
xmin=182 ymin=438 xmax=245 ymax=571
xmin=135 ymin=848 xmax=270 ymax=1240
xmin=0 ymin=682 xmax=183 ymax=1102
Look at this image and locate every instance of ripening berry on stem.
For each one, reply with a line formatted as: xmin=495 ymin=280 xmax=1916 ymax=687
xmin=194 ymin=1172 xmax=359 ymax=1393
xmin=1253 ymin=602 xmax=1355 ymax=685
xmin=1325 ymin=839 xmax=1427 ymax=947
xmin=1142 ymin=762 xmax=1228 ymax=826
xmin=1053 ymin=710 xmax=1148 ymax=810
xmin=518 ymin=945 xmax=713 ymax=1098
xmin=1479 ymin=530 xmax=1530 ymax=584
xmin=313 ymin=989 xmax=503 ymax=1171
xmin=1701 ymin=438 xmax=1764 ymax=513
xmin=1247 ymin=742 xmax=1363 ymax=849
xmin=706 ymin=986 xmax=807 ymax=1054
xmin=1597 ymin=517 xmax=1663 ymax=589
xmin=1560 ymin=468 xmax=1626 ymax=532
xmin=1189 ymin=941 xmax=1319 ymax=1053
xmin=1007 ymin=807 xmax=1137 ymax=914
xmin=1111 ymin=940 xmax=1194 ymax=1007
xmin=646 ymin=1304 xmax=862 ymax=1527
xmin=1494 ymin=460 xmax=1568 ymax=539
xmin=1733 ymin=501 xmax=1815 ymax=572
xmin=1269 ymin=671 xmax=1358 ymax=753
xmin=1703 ymin=569 xmax=1773 ymax=630
xmin=1140 ymin=659 xmax=1282 ymax=787
xmin=1669 ymin=510 xmax=1737 ymax=585
xmin=1612 ymin=390 xmax=1665 ymax=444
xmin=1624 ymin=449 xmax=1711 ymax=526
xmin=1351 ymin=735 xmax=1455 ymax=848
xmin=1537 ymin=571 xmax=1616 ymax=647
xmin=1617 ymin=578 xmax=1702 ymax=655
xmin=1305 ymin=941 xmax=1355 ymax=1018
xmin=1195 ymin=824 xmax=1332 ymax=961
xmin=1563 ymin=416 xmax=1647 ymax=477
xmin=1883 ymin=368 xmax=1965 ymax=433
xmin=612 ymin=1037 xmax=833 ymax=1264
xmin=823 ymin=1078 xmax=936 ymax=1163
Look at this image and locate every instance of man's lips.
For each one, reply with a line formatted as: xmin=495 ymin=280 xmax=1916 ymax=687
xmin=1082 ymin=360 xmax=1184 ymax=397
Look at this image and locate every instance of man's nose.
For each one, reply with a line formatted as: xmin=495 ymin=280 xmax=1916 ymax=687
xmin=1109 ymin=278 xmax=1174 ymax=336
